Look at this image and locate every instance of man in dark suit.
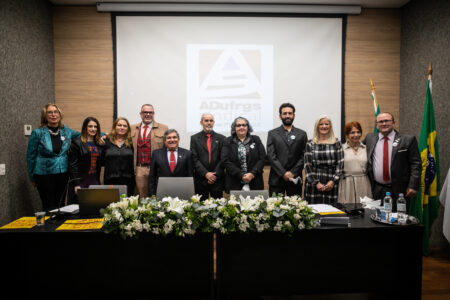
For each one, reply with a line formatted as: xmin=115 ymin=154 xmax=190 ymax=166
xmin=148 ymin=129 xmax=193 ymax=196
xmin=190 ymin=113 xmax=225 ymax=200
xmin=267 ymin=103 xmax=308 ymax=196
xmin=364 ymin=112 xmax=421 ymax=211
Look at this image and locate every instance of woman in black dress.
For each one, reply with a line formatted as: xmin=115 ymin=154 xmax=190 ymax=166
xmin=101 ymin=117 xmax=135 ymax=196
xmin=221 ymin=117 xmax=266 ymax=193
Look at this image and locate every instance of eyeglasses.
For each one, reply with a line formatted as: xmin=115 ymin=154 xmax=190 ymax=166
xmin=376 ymin=120 xmax=393 ymax=124
xmin=236 ymin=124 xmax=248 ymax=128
xmin=46 ymin=110 xmax=59 ymax=115
xmin=141 ymin=111 xmax=154 ymax=115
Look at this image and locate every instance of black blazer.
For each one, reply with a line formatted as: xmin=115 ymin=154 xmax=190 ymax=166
xmin=148 ymin=147 xmax=193 ymax=196
xmin=190 ymin=131 xmax=226 ymax=192
xmin=68 ymin=138 xmax=103 ymax=186
xmin=364 ymin=131 xmax=421 ymax=197
xmin=221 ymin=135 xmax=266 ymax=193
xmin=266 ymin=126 xmax=308 ymax=186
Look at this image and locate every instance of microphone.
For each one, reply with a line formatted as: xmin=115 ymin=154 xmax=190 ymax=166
xmin=50 ymin=177 xmax=81 ymax=219
xmin=342 ymin=173 xmax=364 ymax=216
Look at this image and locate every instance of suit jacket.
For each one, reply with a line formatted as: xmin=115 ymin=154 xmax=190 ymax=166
xmin=267 ymin=126 xmax=308 ymax=186
xmin=130 ymin=121 xmax=168 ymax=171
xmin=27 ymin=126 xmax=80 ymax=181
xmin=68 ymin=138 xmax=103 ymax=186
xmin=364 ymin=130 xmax=421 ymax=197
xmin=148 ymin=147 xmax=193 ymax=196
xmin=190 ymin=130 xmax=226 ymax=192
xmin=221 ymin=135 xmax=266 ymax=193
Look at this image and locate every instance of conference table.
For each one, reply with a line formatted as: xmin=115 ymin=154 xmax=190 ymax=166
xmin=0 ymin=211 xmax=423 ymax=300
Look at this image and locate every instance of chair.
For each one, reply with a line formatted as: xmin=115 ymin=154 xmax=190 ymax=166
xmin=229 ymin=190 xmax=269 ymax=199
xmin=156 ymin=177 xmax=195 ymax=200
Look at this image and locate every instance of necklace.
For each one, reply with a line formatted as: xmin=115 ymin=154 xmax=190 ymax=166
xmin=48 ymin=127 xmax=60 ymax=136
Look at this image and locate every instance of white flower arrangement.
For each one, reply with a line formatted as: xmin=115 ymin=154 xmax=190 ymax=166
xmin=102 ymin=194 xmax=318 ymax=239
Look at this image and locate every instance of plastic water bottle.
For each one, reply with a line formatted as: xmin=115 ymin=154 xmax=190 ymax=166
xmin=382 ymin=192 xmax=393 ymax=222
xmin=397 ymin=193 xmax=407 ymax=224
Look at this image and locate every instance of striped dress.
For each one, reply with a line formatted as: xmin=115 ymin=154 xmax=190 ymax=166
xmin=304 ymin=139 xmax=344 ymax=204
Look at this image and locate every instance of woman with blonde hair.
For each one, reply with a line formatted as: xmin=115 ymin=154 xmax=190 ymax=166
xmin=101 ymin=117 xmax=135 ymax=196
xmin=27 ymin=103 xmax=80 ymax=210
xmin=304 ymin=115 xmax=344 ymax=204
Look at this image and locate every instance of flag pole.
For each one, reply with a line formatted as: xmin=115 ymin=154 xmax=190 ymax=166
xmin=370 ymin=78 xmax=380 ymax=133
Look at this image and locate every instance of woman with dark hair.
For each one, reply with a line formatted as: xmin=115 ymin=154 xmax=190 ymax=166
xmin=68 ymin=117 xmax=103 ymax=202
xmin=304 ymin=115 xmax=344 ymax=204
xmin=27 ymin=103 xmax=80 ymax=210
xmin=101 ymin=117 xmax=135 ymax=196
xmin=221 ymin=117 xmax=266 ymax=193
xmin=337 ymin=121 xmax=372 ymax=204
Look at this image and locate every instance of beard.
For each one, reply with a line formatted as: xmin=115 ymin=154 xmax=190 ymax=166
xmin=282 ymin=118 xmax=293 ymax=126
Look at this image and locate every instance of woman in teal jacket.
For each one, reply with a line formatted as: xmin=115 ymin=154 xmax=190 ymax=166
xmin=27 ymin=103 xmax=80 ymax=210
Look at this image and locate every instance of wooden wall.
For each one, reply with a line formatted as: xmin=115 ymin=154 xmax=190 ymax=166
xmin=53 ymin=6 xmax=114 ymax=132
xmin=53 ymin=7 xmax=401 ymax=139
xmin=345 ymin=9 xmax=401 ymax=137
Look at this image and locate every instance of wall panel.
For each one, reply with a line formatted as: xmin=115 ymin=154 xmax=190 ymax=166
xmin=53 ymin=6 xmax=114 ymax=132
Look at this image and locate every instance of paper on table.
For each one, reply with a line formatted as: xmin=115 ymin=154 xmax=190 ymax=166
xmin=56 ymin=218 xmax=104 ymax=231
xmin=360 ymin=196 xmax=382 ymax=209
xmin=0 ymin=216 xmax=50 ymax=229
xmin=49 ymin=204 xmax=79 ymax=214
xmin=308 ymin=204 xmax=345 ymax=215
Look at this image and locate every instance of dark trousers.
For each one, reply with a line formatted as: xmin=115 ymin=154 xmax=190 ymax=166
xmin=104 ymin=177 xmax=135 ymax=197
xmin=269 ymin=180 xmax=303 ymax=197
xmin=34 ymin=172 xmax=69 ymax=210
xmin=198 ymin=189 xmax=223 ymax=201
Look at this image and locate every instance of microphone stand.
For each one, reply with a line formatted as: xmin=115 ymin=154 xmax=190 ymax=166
xmin=343 ymin=174 xmax=364 ymax=216
xmin=49 ymin=177 xmax=81 ymax=220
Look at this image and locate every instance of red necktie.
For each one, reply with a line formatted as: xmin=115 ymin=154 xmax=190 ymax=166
xmin=206 ymin=133 xmax=211 ymax=164
xmin=383 ymin=136 xmax=390 ymax=182
xmin=170 ymin=150 xmax=176 ymax=173
xmin=142 ymin=125 xmax=148 ymax=139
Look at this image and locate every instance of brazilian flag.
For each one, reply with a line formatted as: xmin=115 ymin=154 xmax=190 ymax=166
xmin=409 ymin=78 xmax=440 ymax=256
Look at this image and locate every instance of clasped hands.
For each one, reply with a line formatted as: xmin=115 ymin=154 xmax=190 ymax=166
xmin=316 ymin=181 xmax=334 ymax=192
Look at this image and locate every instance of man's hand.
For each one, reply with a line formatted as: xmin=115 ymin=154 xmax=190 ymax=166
xmin=205 ymin=172 xmax=217 ymax=185
xmin=242 ymin=173 xmax=255 ymax=183
xmin=283 ymin=171 xmax=294 ymax=181
xmin=406 ymin=188 xmax=417 ymax=198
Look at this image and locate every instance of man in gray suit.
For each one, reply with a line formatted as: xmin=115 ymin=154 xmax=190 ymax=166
xmin=364 ymin=112 xmax=421 ymax=210
xmin=267 ymin=103 xmax=308 ymax=196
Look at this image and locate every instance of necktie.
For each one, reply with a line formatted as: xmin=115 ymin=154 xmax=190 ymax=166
xmin=142 ymin=124 xmax=148 ymax=139
xmin=206 ymin=133 xmax=211 ymax=164
xmin=383 ymin=136 xmax=390 ymax=182
xmin=170 ymin=150 xmax=176 ymax=173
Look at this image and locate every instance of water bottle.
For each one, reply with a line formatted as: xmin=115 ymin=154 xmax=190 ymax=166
xmin=382 ymin=192 xmax=393 ymax=222
xmin=397 ymin=193 xmax=407 ymax=224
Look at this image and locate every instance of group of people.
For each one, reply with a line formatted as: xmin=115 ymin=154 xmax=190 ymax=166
xmin=27 ymin=102 xmax=421 ymax=212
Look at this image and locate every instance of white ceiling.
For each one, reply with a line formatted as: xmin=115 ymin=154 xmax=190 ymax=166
xmin=50 ymin=0 xmax=410 ymax=9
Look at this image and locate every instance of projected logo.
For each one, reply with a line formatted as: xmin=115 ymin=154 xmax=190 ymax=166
xmin=187 ymin=44 xmax=273 ymax=132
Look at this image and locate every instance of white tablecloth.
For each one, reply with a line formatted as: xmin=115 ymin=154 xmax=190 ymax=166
xmin=439 ymin=167 xmax=450 ymax=243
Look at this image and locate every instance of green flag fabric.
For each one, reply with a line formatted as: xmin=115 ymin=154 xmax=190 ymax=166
xmin=371 ymin=90 xmax=380 ymax=133
xmin=409 ymin=78 xmax=440 ymax=256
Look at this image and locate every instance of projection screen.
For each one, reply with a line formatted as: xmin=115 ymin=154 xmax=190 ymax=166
xmin=115 ymin=15 xmax=343 ymax=149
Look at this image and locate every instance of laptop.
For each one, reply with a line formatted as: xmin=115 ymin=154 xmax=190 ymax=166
xmin=229 ymin=190 xmax=269 ymax=199
xmin=77 ymin=188 xmax=120 ymax=216
xmin=156 ymin=177 xmax=195 ymax=200
xmin=89 ymin=185 xmax=127 ymax=199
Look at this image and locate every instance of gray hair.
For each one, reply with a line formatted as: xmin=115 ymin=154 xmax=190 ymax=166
xmin=200 ymin=113 xmax=214 ymax=121
xmin=230 ymin=116 xmax=253 ymax=136
xmin=163 ymin=129 xmax=180 ymax=142
xmin=141 ymin=104 xmax=154 ymax=110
